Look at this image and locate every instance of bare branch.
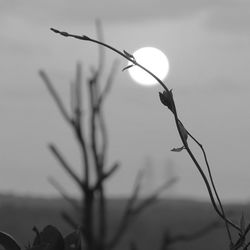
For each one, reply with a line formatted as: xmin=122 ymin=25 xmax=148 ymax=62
xmin=70 ymin=62 xmax=83 ymax=124
xmin=75 ymin=62 xmax=83 ymax=114
xmin=96 ymin=60 xmax=119 ymax=172
xmin=243 ymin=240 xmax=250 ymax=250
xmin=70 ymin=64 xmax=91 ymax=187
xmin=232 ymin=223 xmax=250 ymax=250
xmin=93 ymin=162 xmax=120 ymax=191
xmin=73 ymin=119 xmax=90 ymax=188
xmin=61 ymin=211 xmax=79 ymax=230
xmin=49 ymin=143 xmax=86 ymax=191
xmin=98 ymin=60 xmax=119 ymax=107
xmin=51 ymin=28 xmax=91 ymax=41
xmin=108 ymin=169 xmax=145 ymax=249
xmin=88 ymin=73 xmax=100 ymax=176
xmin=96 ymin=19 xmax=105 ymax=78
xmin=127 ymin=169 xmax=145 ymax=210
xmin=70 ymin=81 xmax=76 ymax=117
xmin=39 ymin=70 xmax=72 ymax=124
xmin=97 ymin=109 xmax=107 ymax=169
xmin=109 ymin=174 xmax=176 ymax=249
xmin=160 ymin=219 xmax=223 ymax=250
xmin=70 ymin=63 xmax=83 ymax=123
xmin=132 ymin=177 xmax=177 ymax=216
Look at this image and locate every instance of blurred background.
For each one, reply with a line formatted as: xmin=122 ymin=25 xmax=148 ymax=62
xmin=0 ymin=1 xmax=250 ymax=249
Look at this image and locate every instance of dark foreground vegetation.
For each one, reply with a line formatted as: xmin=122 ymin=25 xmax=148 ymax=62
xmin=0 ymin=194 xmax=247 ymax=250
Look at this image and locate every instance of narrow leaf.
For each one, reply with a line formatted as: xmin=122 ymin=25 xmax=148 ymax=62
xmin=123 ymin=50 xmax=135 ymax=59
xmin=171 ymin=146 xmax=185 ymax=152
xmin=122 ymin=64 xmax=134 ymax=72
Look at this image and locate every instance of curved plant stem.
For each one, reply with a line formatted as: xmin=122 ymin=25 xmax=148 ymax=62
xmin=186 ymin=130 xmax=233 ymax=243
xmin=50 ymin=28 xmax=169 ymax=92
xmin=50 ymin=27 xmax=240 ymax=235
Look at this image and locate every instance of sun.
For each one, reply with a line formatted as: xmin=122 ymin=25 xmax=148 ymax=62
xmin=128 ymin=47 xmax=169 ymax=86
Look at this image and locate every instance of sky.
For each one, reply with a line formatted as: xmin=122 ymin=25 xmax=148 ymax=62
xmin=0 ymin=0 xmax=250 ymax=202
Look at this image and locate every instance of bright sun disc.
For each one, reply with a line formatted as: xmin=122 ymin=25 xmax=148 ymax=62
xmin=128 ymin=47 xmax=169 ymax=86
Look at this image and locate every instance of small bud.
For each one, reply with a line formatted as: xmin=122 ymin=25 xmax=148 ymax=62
xmin=159 ymin=89 xmax=174 ymax=113
xmin=123 ymin=50 xmax=135 ymax=59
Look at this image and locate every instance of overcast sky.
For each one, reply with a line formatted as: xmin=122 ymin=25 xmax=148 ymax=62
xmin=0 ymin=1 xmax=250 ymax=202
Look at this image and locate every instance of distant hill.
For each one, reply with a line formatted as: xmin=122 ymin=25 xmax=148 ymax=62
xmin=0 ymin=193 xmax=248 ymax=250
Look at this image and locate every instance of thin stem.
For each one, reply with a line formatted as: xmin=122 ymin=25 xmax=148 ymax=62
xmin=186 ymin=129 xmax=233 ymax=242
xmin=39 ymin=70 xmax=72 ymax=123
xmin=74 ymin=120 xmax=90 ymax=187
xmin=97 ymin=61 xmax=118 ymax=167
xmin=93 ymin=162 xmax=120 ymax=191
xmin=71 ymin=64 xmax=90 ymax=187
xmin=88 ymin=74 xmax=107 ymax=249
xmin=94 ymin=21 xmax=110 ymax=249
xmin=173 ymin=112 xmax=239 ymax=231
xmin=49 ymin=144 xmax=86 ymax=190
xmin=88 ymin=76 xmax=100 ymax=173
xmin=98 ymin=60 xmax=119 ymax=107
xmin=132 ymin=177 xmax=177 ymax=216
xmin=61 ymin=211 xmax=79 ymax=230
xmin=96 ymin=19 xmax=105 ymax=79
xmin=74 ymin=62 xmax=83 ymax=121
xmin=50 ymin=28 xmax=169 ymax=92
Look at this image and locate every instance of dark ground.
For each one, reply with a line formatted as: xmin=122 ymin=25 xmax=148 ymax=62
xmin=0 ymin=194 xmax=248 ymax=250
